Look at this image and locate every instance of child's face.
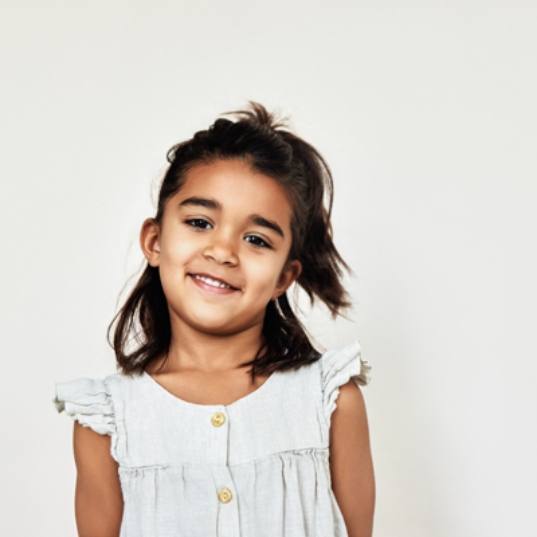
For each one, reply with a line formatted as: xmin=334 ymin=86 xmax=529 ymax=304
xmin=141 ymin=159 xmax=301 ymax=338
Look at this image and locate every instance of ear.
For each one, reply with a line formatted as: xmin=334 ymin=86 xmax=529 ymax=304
xmin=140 ymin=218 xmax=161 ymax=267
xmin=272 ymin=260 xmax=302 ymax=300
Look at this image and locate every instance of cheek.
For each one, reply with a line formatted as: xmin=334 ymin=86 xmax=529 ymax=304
xmin=157 ymin=239 xmax=199 ymax=297
xmin=245 ymin=256 xmax=285 ymax=293
xmin=161 ymin=232 xmax=199 ymax=266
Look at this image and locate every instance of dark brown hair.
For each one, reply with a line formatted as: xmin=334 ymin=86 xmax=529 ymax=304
xmin=108 ymin=103 xmax=351 ymax=377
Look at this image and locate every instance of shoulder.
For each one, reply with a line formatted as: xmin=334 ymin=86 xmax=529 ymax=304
xmin=53 ymin=373 xmax=128 ymax=450
xmin=54 ymin=375 xmax=115 ymax=414
xmin=319 ymin=341 xmax=371 ymax=388
xmin=317 ymin=341 xmax=371 ymax=428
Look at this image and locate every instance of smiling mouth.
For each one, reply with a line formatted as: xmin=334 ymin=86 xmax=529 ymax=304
xmin=189 ymin=274 xmax=238 ymax=291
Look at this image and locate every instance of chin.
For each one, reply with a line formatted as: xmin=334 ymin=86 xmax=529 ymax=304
xmin=183 ymin=313 xmax=245 ymax=336
xmin=171 ymin=303 xmax=266 ymax=337
xmin=194 ymin=320 xmax=246 ymax=337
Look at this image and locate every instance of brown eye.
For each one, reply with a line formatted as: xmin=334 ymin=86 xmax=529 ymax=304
xmin=186 ymin=218 xmax=212 ymax=229
xmin=245 ymin=235 xmax=271 ymax=248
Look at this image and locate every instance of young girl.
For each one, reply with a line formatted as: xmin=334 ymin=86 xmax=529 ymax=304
xmin=54 ymin=103 xmax=375 ymax=537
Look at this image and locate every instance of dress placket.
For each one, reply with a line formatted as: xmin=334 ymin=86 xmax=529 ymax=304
xmin=208 ymin=406 xmax=240 ymax=537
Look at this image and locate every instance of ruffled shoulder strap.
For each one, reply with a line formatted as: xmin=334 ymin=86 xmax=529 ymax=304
xmin=54 ymin=377 xmax=116 ymax=437
xmin=320 ymin=341 xmax=371 ymax=427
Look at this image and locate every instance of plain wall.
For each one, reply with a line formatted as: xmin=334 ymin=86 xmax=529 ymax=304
xmin=1 ymin=1 xmax=536 ymax=535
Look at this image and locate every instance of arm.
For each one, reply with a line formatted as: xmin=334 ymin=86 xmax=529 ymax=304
xmin=73 ymin=421 xmax=124 ymax=537
xmin=329 ymin=380 xmax=375 ymax=537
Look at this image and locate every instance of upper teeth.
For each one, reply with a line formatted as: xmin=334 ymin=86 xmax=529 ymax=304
xmin=193 ymin=275 xmax=232 ymax=289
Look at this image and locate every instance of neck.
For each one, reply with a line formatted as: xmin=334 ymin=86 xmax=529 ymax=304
xmin=156 ymin=317 xmax=265 ymax=374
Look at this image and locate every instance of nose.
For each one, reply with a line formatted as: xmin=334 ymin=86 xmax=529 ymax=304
xmin=202 ymin=229 xmax=238 ymax=266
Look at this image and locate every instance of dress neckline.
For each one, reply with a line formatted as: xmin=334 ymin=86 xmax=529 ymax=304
xmin=141 ymin=368 xmax=279 ymax=411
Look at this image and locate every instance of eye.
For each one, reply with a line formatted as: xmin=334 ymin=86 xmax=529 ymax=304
xmin=185 ymin=218 xmax=212 ymax=229
xmin=244 ymin=235 xmax=271 ymax=248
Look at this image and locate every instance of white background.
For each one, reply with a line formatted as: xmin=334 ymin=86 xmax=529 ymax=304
xmin=1 ymin=1 xmax=536 ymax=535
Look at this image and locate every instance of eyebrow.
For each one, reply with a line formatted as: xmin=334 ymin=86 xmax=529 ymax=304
xmin=179 ymin=197 xmax=219 ymax=210
xmin=251 ymin=215 xmax=284 ymax=238
xmin=179 ymin=196 xmax=285 ymax=238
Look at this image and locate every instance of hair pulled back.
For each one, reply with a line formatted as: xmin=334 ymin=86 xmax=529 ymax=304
xmin=109 ymin=102 xmax=351 ymax=377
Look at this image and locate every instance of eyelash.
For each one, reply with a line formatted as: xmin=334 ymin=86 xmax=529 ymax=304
xmin=244 ymin=235 xmax=270 ymax=248
xmin=186 ymin=218 xmax=212 ymax=230
xmin=184 ymin=219 xmax=272 ymax=249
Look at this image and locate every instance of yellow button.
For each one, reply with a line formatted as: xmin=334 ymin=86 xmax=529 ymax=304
xmin=211 ymin=412 xmax=226 ymax=427
xmin=218 ymin=488 xmax=232 ymax=503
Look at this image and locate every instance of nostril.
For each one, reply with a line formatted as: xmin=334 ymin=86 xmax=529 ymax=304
xmin=203 ymin=243 xmax=238 ymax=265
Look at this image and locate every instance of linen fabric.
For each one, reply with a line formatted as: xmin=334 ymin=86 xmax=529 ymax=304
xmin=54 ymin=341 xmax=371 ymax=537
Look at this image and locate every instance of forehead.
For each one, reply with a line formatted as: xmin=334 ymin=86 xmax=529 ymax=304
xmin=172 ymin=159 xmax=294 ymax=227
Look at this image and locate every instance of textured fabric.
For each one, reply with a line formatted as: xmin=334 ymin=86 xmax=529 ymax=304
xmin=54 ymin=341 xmax=371 ymax=537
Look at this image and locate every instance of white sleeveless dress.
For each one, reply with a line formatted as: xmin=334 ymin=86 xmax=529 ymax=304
xmin=54 ymin=341 xmax=371 ymax=537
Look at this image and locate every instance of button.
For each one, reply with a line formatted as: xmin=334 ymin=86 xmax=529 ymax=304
xmin=211 ymin=412 xmax=226 ymax=427
xmin=218 ymin=488 xmax=232 ymax=503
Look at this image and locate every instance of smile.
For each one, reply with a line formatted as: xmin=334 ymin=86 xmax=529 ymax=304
xmin=189 ymin=273 xmax=238 ymax=292
xmin=193 ymin=274 xmax=232 ymax=288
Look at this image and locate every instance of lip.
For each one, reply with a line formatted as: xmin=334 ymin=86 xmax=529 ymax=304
xmin=188 ymin=272 xmax=240 ymax=294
